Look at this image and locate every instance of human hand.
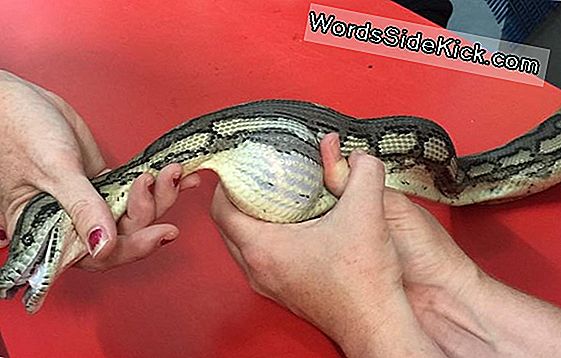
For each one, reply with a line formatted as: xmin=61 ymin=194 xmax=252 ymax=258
xmin=77 ymin=163 xmax=200 ymax=271
xmin=211 ymin=149 xmax=443 ymax=356
xmin=0 ymin=70 xmax=198 ymax=270
xmin=323 ymin=133 xmax=481 ymax=289
xmin=320 ymin=132 xmax=483 ymax=318
xmin=324 ymin=133 xmax=561 ymax=357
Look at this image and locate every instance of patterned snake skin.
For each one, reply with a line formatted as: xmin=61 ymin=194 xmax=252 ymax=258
xmin=1 ymin=100 xmax=561 ymax=313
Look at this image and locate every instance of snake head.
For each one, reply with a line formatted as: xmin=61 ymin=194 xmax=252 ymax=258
xmin=0 ymin=192 xmax=83 ymax=314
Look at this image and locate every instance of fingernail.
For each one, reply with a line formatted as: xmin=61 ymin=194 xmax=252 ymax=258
xmin=0 ymin=229 xmax=7 ymax=242
xmin=88 ymin=227 xmax=109 ymax=257
xmin=327 ymin=134 xmax=342 ymax=161
xmin=147 ymin=177 xmax=155 ymax=194
xmin=160 ymin=232 xmax=178 ymax=246
xmin=160 ymin=238 xmax=175 ymax=246
xmin=172 ymin=175 xmax=181 ymax=187
xmin=190 ymin=174 xmax=201 ymax=188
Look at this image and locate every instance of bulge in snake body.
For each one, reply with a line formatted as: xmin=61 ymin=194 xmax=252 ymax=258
xmin=1 ymin=99 xmax=561 ymax=313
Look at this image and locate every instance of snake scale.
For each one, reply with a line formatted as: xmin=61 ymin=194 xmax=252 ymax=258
xmin=1 ymin=99 xmax=561 ymax=314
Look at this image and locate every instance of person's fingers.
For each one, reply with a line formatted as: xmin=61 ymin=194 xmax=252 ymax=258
xmin=119 ymin=166 xmax=200 ymax=234
xmin=334 ymin=152 xmax=386 ymax=218
xmin=384 ymin=189 xmax=450 ymax=245
xmin=77 ymin=223 xmax=179 ymax=271
xmin=320 ymin=133 xmax=350 ymax=197
xmin=210 ymin=184 xmax=269 ymax=249
xmin=0 ymin=213 xmax=8 ymax=248
xmin=152 ymin=163 xmax=183 ymax=218
xmin=47 ymin=173 xmax=117 ymax=259
xmin=118 ymin=173 xmax=157 ymax=235
xmin=383 ymin=189 xmax=418 ymax=221
xmin=178 ymin=172 xmax=201 ymax=191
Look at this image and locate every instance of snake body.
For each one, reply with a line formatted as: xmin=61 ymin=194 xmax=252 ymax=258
xmin=1 ymin=100 xmax=561 ymax=313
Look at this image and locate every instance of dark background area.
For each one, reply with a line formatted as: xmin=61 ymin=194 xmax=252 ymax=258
xmin=395 ymin=0 xmax=561 ymax=88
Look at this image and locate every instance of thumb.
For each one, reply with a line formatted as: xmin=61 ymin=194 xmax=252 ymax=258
xmin=46 ymin=174 xmax=117 ymax=259
xmin=334 ymin=151 xmax=386 ymax=219
xmin=320 ymin=133 xmax=350 ymax=198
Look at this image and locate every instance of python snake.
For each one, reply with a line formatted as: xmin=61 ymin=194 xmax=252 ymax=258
xmin=1 ymin=99 xmax=561 ymax=314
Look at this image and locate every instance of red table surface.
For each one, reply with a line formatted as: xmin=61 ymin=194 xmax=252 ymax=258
xmin=1 ymin=1 xmax=561 ymax=357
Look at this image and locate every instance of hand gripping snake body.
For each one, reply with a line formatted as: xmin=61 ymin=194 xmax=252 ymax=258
xmin=1 ymin=100 xmax=561 ymax=313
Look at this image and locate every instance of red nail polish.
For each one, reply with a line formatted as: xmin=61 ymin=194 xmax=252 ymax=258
xmin=88 ymin=227 xmax=107 ymax=257
xmin=0 ymin=229 xmax=7 ymax=242
xmin=160 ymin=238 xmax=175 ymax=246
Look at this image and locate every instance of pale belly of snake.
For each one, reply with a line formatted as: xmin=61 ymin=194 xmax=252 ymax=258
xmin=1 ymin=100 xmax=561 ymax=313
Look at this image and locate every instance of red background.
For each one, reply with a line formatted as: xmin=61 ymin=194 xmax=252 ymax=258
xmin=1 ymin=1 xmax=561 ymax=357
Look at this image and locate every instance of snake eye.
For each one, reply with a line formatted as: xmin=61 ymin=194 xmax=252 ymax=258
xmin=21 ymin=233 xmax=34 ymax=246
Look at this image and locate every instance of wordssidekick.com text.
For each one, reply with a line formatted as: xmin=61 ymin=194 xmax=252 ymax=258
xmin=308 ymin=10 xmax=541 ymax=76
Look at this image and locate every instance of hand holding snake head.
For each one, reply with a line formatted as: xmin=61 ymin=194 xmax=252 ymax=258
xmin=0 ymin=71 xmax=199 ymax=311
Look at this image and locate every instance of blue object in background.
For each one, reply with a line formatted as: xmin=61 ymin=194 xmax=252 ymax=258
xmin=486 ymin=0 xmax=559 ymax=42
